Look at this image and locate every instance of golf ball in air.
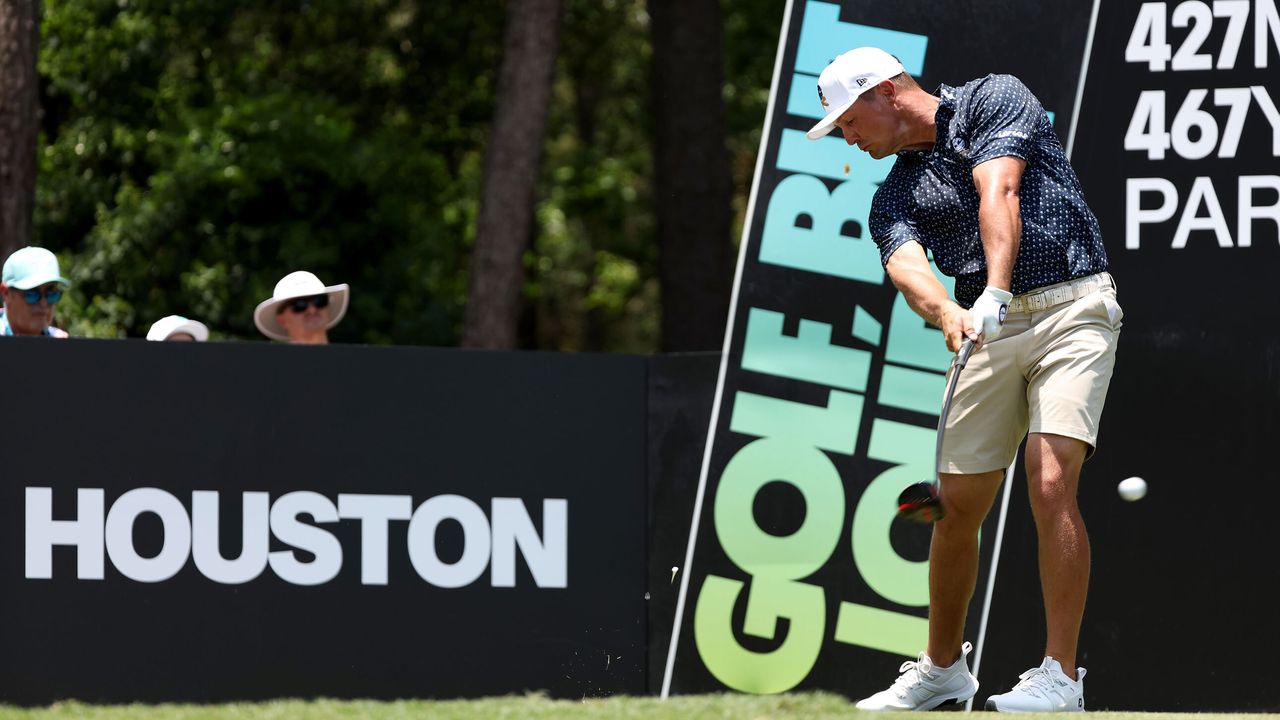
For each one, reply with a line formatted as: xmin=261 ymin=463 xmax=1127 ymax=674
xmin=1117 ymin=476 xmax=1147 ymax=501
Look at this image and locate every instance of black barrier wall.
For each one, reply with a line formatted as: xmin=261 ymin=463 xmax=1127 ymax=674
xmin=1 ymin=339 xmax=648 ymax=704
xmin=3 ymin=335 xmax=1280 ymax=709
xmin=644 ymin=353 xmax=721 ymax=695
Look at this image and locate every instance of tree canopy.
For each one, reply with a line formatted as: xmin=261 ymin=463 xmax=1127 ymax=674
xmin=34 ymin=0 xmax=780 ymax=351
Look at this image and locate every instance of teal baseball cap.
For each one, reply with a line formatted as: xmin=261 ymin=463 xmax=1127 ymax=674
xmin=2 ymin=247 xmax=70 ymax=290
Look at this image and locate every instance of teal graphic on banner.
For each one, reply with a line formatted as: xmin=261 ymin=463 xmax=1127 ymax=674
xmin=673 ymin=0 xmax=947 ymax=695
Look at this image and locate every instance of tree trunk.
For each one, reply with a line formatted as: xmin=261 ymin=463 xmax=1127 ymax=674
xmin=0 ymin=0 xmax=40 ymax=261
xmin=649 ymin=0 xmax=733 ymax=352
xmin=462 ymin=0 xmax=563 ymax=349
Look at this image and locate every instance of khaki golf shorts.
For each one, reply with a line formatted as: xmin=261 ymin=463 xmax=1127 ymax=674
xmin=939 ymin=272 xmax=1122 ymax=475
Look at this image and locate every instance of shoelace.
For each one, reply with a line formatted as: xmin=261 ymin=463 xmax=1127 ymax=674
xmin=1012 ymin=664 xmax=1063 ymax=699
xmin=890 ymin=655 xmax=936 ymax=697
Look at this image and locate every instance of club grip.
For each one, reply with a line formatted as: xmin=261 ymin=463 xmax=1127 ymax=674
xmin=955 ymin=337 xmax=976 ymax=370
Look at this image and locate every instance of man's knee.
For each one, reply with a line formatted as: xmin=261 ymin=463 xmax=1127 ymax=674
xmin=1026 ymin=434 xmax=1088 ymax=515
xmin=1027 ymin=478 xmax=1081 ymax=519
xmin=938 ymin=470 xmax=1004 ymax=532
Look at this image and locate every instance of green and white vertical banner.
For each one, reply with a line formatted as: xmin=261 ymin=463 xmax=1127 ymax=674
xmin=661 ymin=0 xmax=1098 ymax=698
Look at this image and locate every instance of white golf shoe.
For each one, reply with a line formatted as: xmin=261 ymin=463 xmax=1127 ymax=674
xmin=984 ymin=656 xmax=1087 ymax=712
xmin=855 ymin=641 xmax=979 ymax=711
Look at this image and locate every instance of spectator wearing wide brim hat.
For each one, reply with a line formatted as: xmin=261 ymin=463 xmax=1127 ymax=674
xmin=147 ymin=315 xmax=210 ymax=342
xmin=253 ymin=271 xmax=349 ymax=344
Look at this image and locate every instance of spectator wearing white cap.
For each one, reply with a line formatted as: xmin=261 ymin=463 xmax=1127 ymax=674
xmin=147 ymin=315 xmax=210 ymax=342
xmin=1 ymin=247 xmax=71 ymax=338
xmin=253 ymin=271 xmax=349 ymax=344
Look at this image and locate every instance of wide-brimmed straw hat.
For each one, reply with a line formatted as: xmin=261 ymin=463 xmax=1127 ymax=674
xmin=146 ymin=315 xmax=210 ymax=341
xmin=253 ymin=271 xmax=349 ymax=342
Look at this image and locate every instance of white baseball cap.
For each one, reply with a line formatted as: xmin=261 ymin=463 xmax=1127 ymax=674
xmin=805 ymin=47 xmax=906 ymax=140
xmin=147 ymin=315 xmax=210 ymax=341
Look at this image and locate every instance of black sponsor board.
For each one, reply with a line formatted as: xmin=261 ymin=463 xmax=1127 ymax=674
xmin=0 ymin=338 xmax=646 ymax=704
xmin=1073 ymin=0 xmax=1280 ymax=328
xmin=982 ymin=0 xmax=1280 ymax=711
xmin=984 ymin=338 xmax=1280 ymax=712
xmin=644 ymin=353 xmax=721 ymax=694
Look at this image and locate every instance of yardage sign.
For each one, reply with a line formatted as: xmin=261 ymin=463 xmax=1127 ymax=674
xmin=1122 ymin=1 xmax=1279 ymax=249
xmin=662 ymin=0 xmax=1098 ymax=698
xmin=1073 ymin=0 xmax=1280 ymax=333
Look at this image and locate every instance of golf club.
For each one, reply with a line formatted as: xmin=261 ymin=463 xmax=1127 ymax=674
xmin=897 ymin=336 xmax=976 ymax=523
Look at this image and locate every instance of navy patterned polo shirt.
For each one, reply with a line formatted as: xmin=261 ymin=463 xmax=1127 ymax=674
xmin=869 ymin=74 xmax=1108 ymax=308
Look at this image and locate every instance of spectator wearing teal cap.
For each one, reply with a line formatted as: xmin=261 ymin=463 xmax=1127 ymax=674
xmin=1 ymin=247 xmax=70 ymax=338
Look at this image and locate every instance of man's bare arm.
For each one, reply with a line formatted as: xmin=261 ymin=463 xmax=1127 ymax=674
xmin=885 ymin=241 xmax=971 ymax=352
xmin=972 ymin=156 xmax=1026 ymax=291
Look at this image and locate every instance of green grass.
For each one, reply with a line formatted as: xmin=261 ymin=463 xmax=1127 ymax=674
xmin=0 ymin=694 xmax=1274 ymax=720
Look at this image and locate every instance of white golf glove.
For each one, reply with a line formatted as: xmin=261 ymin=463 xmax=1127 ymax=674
xmin=970 ymin=286 xmax=1013 ymax=341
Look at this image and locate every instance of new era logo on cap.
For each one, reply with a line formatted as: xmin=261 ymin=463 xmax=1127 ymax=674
xmin=856 ymin=77 xmax=868 ymax=87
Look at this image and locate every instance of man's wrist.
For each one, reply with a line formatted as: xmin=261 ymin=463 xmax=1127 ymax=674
xmin=936 ymin=301 xmax=964 ymax=329
xmin=982 ymin=285 xmax=1013 ymax=303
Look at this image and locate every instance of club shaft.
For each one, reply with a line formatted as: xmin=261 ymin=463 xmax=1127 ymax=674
xmin=934 ymin=338 xmax=975 ymax=477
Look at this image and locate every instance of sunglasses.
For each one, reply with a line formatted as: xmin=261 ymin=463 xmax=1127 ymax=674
xmin=280 ymin=294 xmax=330 ymax=314
xmin=18 ymin=287 xmax=63 ymax=305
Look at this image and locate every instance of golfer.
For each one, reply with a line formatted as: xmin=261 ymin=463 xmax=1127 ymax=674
xmin=807 ymin=47 xmax=1121 ymax=712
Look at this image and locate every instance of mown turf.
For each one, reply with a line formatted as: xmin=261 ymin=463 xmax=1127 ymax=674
xmin=0 ymin=694 xmax=1274 ymax=720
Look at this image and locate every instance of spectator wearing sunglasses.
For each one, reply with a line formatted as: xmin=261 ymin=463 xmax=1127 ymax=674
xmin=0 ymin=247 xmax=71 ymax=338
xmin=253 ymin=270 xmax=349 ymax=344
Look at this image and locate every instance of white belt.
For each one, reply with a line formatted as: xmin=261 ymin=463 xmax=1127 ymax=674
xmin=1006 ymin=273 xmax=1113 ymax=314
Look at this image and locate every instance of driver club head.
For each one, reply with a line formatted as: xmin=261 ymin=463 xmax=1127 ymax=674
xmin=897 ymin=481 xmax=944 ymax=523
xmin=898 ymin=339 xmax=967 ymax=525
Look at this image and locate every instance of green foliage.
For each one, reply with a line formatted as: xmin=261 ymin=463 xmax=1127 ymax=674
xmin=34 ymin=0 xmax=778 ymax=349
xmin=523 ymin=0 xmax=778 ymax=352
xmin=37 ymin=0 xmax=502 ymax=343
xmin=723 ymin=0 xmax=785 ymax=242
xmin=527 ymin=0 xmax=657 ymax=352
